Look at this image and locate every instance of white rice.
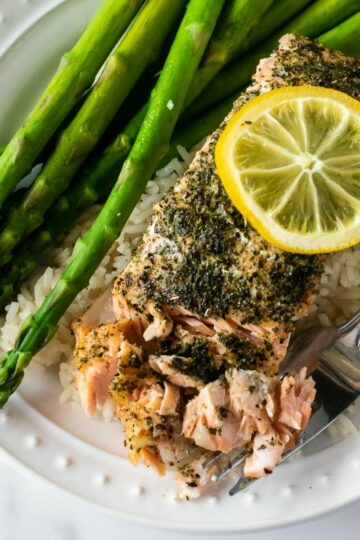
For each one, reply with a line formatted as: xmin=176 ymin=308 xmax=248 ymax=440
xmin=1 ymin=143 xmax=360 ymax=423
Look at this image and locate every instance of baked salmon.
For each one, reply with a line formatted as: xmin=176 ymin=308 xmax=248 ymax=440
xmin=73 ymin=35 xmax=360 ymax=498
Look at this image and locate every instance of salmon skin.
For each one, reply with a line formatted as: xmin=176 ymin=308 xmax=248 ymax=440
xmin=73 ymin=35 xmax=360 ymax=498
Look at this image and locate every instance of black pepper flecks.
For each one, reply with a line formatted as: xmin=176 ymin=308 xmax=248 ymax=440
xmin=219 ymin=333 xmax=269 ymax=370
xmin=158 ymin=336 xmax=221 ymax=383
xmin=113 ymin=36 xmax=359 ymax=375
xmin=116 ymin=135 xmax=323 ymax=324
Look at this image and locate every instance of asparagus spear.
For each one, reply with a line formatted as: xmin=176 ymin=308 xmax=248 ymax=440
xmin=0 ymin=1 xmax=310 ymax=157
xmin=184 ymin=0 xmax=314 ymax=118
xmin=0 ymin=0 xmax=277 ymax=267
xmin=275 ymin=0 xmax=360 ymax=39
xmin=318 ymin=10 xmax=360 ymax=53
xmin=183 ymin=0 xmax=274 ymax=108
xmin=0 ymin=1 xmax=296 ymax=210
xmin=0 ymin=0 xmax=226 ymax=406
xmin=0 ymin=0 xmax=145 ymax=210
xmin=244 ymin=0 xmax=314 ymax=46
xmin=0 ymin=94 xmax=238 ymax=311
xmin=185 ymin=0 xmax=360 ymax=118
xmin=67 ymin=2 xmax=278 ymax=198
xmin=0 ymin=0 xmax=186 ymax=266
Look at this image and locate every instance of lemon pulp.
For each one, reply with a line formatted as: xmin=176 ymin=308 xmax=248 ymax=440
xmin=215 ymin=85 xmax=360 ymax=254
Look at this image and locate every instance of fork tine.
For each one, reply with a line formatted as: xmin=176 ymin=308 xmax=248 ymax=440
xmin=229 ymin=475 xmax=255 ymax=496
xmin=211 ymin=451 xmax=248 ymax=482
xmin=229 ymin=403 xmax=328 ymax=495
xmin=228 ymin=438 xmax=307 ymax=496
xmin=200 ymin=451 xmax=221 ymax=469
xmin=199 ymin=396 xmax=323 ymax=486
xmin=208 ymin=401 xmax=321 ymax=482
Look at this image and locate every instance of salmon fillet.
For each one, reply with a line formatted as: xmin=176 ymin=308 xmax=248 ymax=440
xmin=73 ymin=35 xmax=360 ymax=498
xmin=113 ymin=34 xmax=360 ymax=376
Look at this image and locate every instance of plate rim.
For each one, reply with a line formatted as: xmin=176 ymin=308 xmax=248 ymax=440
xmin=2 ymin=441 xmax=360 ymax=534
xmin=1 ymin=390 xmax=360 ymax=533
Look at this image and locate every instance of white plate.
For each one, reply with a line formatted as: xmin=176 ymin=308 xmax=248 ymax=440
xmin=1 ymin=0 xmax=360 ymax=533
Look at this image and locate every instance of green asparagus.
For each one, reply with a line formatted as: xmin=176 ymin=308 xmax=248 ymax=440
xmin=0 ymin=0 xmax=276 ymax=268
xmin=0 ymin=94 xmax=238 ymax=311
xmin=0 ymin=1 xmax=311 ymax=165
xmin=183 ymin=0 xmax=314 ymax=119
xmin=244 ymin=0 xmax=314 ymax=46
xmin=0 ymin=0 xmax=226 ymax=406
xmin=35 ymin=0 xmax=294 ymax=221
xmin=0 ymin=0 xmax=186 ymax=266
xmin=0 ymin=0 xmax=144 ymax=210
xmin=185 ymin=0 xmax=360 ymax=118
xmin=254 ymin=0 xmax=360 ymax=55
xmin=183 ymin=0 xmax=274 ymax=107
xmin=72 ymin=2 xmax=277 ymax=194
xmin=318 ymin=10 xmax=360 ymax=53
xmin=274 ymin=0 xmax=360 ymax=39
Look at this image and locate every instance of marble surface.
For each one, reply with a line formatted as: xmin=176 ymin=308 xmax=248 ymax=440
xmin=0 ymin=456 xmax=359 ymax=540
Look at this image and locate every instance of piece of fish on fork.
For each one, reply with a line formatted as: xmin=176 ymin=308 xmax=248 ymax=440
xmin=206 ymin=308 xmax=360 ymax=495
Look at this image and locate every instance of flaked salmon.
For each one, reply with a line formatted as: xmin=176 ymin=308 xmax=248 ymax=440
xmin=73 ymin=35 xmax=360 ymax=498
xmin=182 ymin=367 xmax=315 ymax=477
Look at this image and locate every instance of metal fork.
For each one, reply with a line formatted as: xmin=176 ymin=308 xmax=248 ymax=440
xmin=202 ymin=307 xmax=360 ymax=496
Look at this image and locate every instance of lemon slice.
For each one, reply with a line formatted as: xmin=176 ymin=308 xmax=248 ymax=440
xmin=215 ymin=85 xmax=360 ymax=254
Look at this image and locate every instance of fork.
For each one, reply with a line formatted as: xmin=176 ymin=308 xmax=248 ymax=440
xmin=202 ymin=307 xmax=360 ymax=496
